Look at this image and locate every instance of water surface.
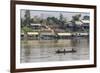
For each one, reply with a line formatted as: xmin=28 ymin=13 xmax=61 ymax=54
xmin=21 ymin=38 xmax=89 ymax=63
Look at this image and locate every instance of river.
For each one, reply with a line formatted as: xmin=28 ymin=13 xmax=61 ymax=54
xmin=20 ymin=38 xmax=89 ymax=63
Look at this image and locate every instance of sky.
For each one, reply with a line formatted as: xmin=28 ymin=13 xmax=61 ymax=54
xmin=21 ymin=9 xmax=90 ymax=21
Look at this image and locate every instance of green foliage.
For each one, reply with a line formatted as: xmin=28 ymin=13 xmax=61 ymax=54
xmin=22 ymin=26 xmax=33 ymax=33
xmin=59 ymin=13 xmax=63 ymax=21
xmin=47 ymin=15 xmax=66 ymax=26
xmin=22 ymin=10 xmax=31 ymax=27
xmin=83 ymin=16 xmax=90 ymax=20
xmin=21 ymin=12 xmax=89 ymax=34
xmin=72 ymin=14 xmax=81 ymax=21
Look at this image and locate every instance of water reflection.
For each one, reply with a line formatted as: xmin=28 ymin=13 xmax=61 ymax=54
xmin=21 ymin=38 xmax=89 ymax=63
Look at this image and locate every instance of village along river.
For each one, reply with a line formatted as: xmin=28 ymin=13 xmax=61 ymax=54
xmin=20 ymin=38 xmax=89 ymax=63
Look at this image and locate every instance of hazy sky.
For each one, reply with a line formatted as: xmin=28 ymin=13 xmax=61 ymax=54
xmin=21 ymin=9 xmax=90 ymax=21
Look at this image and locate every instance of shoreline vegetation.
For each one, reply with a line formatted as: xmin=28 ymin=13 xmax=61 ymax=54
xmin=21 ymin=10 xmax=90 ymax=40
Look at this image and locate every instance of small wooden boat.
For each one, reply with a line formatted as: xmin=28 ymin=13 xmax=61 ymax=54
xmin=56 ymin=49 xmax=76 ymax=54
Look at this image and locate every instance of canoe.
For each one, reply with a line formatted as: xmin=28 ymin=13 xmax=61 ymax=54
xmin=56 ymin=49 xmax=76 ymax=53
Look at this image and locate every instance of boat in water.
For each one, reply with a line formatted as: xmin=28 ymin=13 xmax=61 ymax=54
xmin=56 ymin=48 xmax=76 ymax=54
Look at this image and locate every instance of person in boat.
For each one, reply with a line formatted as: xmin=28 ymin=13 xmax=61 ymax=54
xmin=64 ymin=49 xmax=66 ymax=52
xmin=72 ymin=48 xmax=76 ymax=52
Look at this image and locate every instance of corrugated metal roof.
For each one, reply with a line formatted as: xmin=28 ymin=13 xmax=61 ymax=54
xmin=58 ymin=33 xmax=72 ymax=36
xmin=41 ymin=32 xmax=55 ymax=35
xmin=80 ymin=33 xmax=88 ymax=35
xmin=81 ymin=20 xmax=90 ymax=23
xmin=75 ymin=21 xmax=82 ymax=25
xmin=27 ymin=32 xmax=39 ymax=35
xmin=31 ymin=23 xmax=41 ymax=26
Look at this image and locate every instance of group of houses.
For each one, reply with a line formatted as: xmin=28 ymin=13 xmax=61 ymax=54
xmin=21 ymin=19 xmax=89 ymax=40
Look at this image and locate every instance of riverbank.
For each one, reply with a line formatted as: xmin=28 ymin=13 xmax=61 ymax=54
xmin=21 ymin=32 xmax=89 ymax=40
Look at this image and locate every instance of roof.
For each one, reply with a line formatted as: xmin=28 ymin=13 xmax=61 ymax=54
xmin=41 ymin=32 xmax=55 ymax=35
xmin=80 ymin=33 xmax=88 ymax=35
xmin=81 ymin=20 xmax=90 ymax=23
xmin=27 ymin=32 xmax=39 ymax=35
xmin=31 ymin=23 xmax=41 ymax=26
xmin=57 ymin=33 xmax=72 ymax=36
xmin=75 ymin=21 xmax=83 ymax=25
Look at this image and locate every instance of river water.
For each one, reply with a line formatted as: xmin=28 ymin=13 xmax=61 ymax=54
xmin=20 ymin=38 xmax=89 ymax=63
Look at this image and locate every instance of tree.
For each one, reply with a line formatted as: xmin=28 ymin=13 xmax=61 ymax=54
xmin=72 ymin=14 xmax=81 ymax=21
xmin=21 ymin=18 xmax=24 ymax=27
xmin=47 ymin=17 xmax=58 ymax=24
xmin=71 ymin=14 xmax=81 ymax=32
xmin=59 ymin=13 xmax=63 ymax=21
xmin=23 ymin=10 xmax=30 ymax=27
xmin=21 ymin=10 xmax=31 ymax=40
xmin=83 ymin=15 xmax=90 ymax=20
